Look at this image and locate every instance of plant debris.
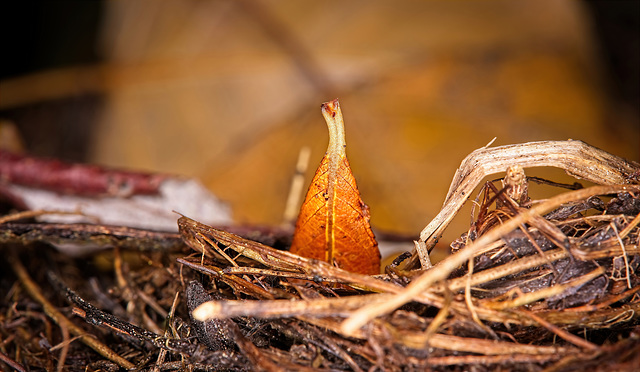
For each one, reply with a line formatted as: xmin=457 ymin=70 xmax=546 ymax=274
xmin=1 ymin=139 xmax=639 ymax=371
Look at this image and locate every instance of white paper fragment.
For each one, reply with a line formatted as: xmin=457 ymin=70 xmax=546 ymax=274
xmin=9 ymin=178 xmax=232 ymax=232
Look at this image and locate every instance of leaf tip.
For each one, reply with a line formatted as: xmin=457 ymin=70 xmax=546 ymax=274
xmin=321 ymin=98 xmax=340 ymax=118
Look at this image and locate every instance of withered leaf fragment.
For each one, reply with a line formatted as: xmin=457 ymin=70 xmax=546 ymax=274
xmin=290 ymin=99 xmax=381 ymax=275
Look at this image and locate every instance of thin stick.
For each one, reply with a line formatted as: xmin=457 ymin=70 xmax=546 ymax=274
xmin=0 ymin=350 xmax=26 ymax=372
xmin=197 ymin=232 xmax=239 ymax=268
xmin=611 ymin=222 xmax=632 ymax=289
xmin=283 ymin=146 xmax=311 ymax=225
xmin=423 ymin=281 xmax=452 ymax=340
xmin=0 ymin=222 xmax=183 ymax=251
xmin=0 ymin=209 xmax=89 ymax=224
xmin=193 ymin=293 xmax=387 ymax=321
xmin=482 ymin=268 xmax=604 ymax=310
xmin=55 ymin=320 xmax=70 ymax=372
xmin=616 ymin=212 xmax=640 ymax=241
xmin=221 ymin=266 xmax=343 ymax=282
xmin=425 ymin=353 xmax=563 ymax=367
xmin=464 ymin=257 xmax=484 ymax=329
xmin=520 ymin=310 xmax=599 ymax=351
xmin=414 ymin=240 xmax=432 ymax=269
xmin=153 ymin=291 xmax=181 ymax=372
xmin=567 ymin=286 xmax=640 ymax=312
xmin=445 ymin=248 xmax=568 ymax=292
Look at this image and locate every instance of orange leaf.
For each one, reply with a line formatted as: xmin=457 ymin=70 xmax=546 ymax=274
xmin=290 ymin=99 xmax=381 ymax=275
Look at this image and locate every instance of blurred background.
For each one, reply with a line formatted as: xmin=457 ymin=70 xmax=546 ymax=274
xmin=1 ymin=0 xmax=638 ymax=248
